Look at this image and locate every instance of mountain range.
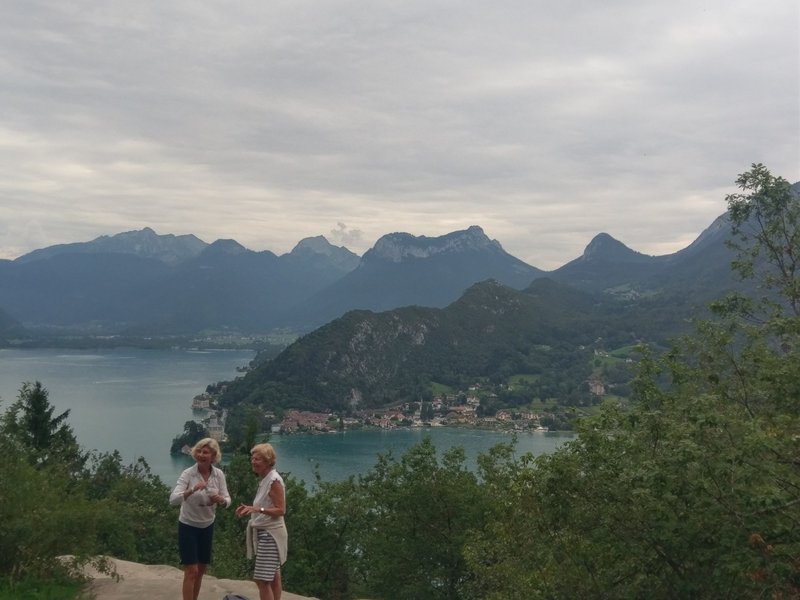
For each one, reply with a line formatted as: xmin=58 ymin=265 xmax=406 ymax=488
xmin=0 ymin=214 xmax=743 ymax=341
xmin=215 ymin=210 xmax=759 ymax=413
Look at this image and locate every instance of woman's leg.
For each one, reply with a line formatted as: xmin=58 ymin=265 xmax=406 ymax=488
xmin=270 ymin=569 xmax=282 ymax=600
xmin=193 ymin=564 xmax=207 ymax=600
xmin=194 ymin=523 xmax=214 ymax=599
xmin=255 ymin=579 xmax=275 ymax=600
xmin=254 ymin=530 xmax=281 ymax=600
xmin=182 ymin=564 xmax=199 ymax=600
xmin=179 ymin=522 xmax=207 ymax=600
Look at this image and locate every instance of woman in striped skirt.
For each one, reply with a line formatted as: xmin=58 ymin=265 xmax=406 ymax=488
xmin=236 ymin=443 xmax=288 ymax=600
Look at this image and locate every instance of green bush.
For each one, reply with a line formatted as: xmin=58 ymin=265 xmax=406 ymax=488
xmin=0 ymin=575 xmax=87 ymax=600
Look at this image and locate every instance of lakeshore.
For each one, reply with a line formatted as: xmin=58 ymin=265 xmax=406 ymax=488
xmin=0 ymin=347 xmax=575 ymax=485
xmin=174 ymin=424 xmax=575 ymax=484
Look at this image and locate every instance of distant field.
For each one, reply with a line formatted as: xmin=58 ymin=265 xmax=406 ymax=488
xmin=429 ymin=382 xmax=455 ymax=395
xmin=508 ymin=373 xmax=540 ymax=386
xmin=610 ymin=345 xmax=640 ymax=357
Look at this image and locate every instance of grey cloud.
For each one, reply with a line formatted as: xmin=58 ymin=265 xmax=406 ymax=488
xmin=329 ymin=222 xmax=365 ymax=248
xmin=0 ymin=0 xmax=796 ymax=268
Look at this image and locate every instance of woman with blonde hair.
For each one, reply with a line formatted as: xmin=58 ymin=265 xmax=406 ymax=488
xmin=169 ymin=437 xmax=231 ymax=600
xmin=236 ymin=443 xmax=287 ymax=600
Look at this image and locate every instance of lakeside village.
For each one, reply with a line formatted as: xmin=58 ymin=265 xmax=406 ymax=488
xmin=186 ymin=380 xmax=580 ymax=446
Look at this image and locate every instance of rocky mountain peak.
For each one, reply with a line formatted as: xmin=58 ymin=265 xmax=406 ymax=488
xmin=104 ymin=228 xmax=208 ymax=262
xmin=289 ymin=236 xmax=361 ymax=271
xmin=203 ymin=239 xmax=249 ymax=256
xmin=668 ymin=213 xmax=731 ymax=260
xmin=582 ymin=233 xmax=651 ymax=263
xmin=15 ymin=227 xmax=208 ymax=265
xmin=291 ymin=235 xmax=338 ymax=256
xmin=366 ymin=225 xmax=502 ymax=263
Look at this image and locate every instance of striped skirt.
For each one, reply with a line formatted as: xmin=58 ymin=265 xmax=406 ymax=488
xmin=254 ymin=530 xmax=281 ymax=582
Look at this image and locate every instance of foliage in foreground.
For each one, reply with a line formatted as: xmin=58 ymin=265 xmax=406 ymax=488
xmin=277 ymin=164 xmax=799 ymax=599
xmin=460 ymin=164 xmax=800 ymax=599
xmin=0 ymin=574 xmax=87 ymax=600
xmin=0 ymin=382 xmax=175 ymax=590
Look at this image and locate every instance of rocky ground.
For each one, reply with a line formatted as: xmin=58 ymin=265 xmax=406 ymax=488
xmin=79 ymin=557 xmax=316 ymax=600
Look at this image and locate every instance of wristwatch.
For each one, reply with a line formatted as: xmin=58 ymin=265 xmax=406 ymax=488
xmin=259 ymin=507 xmax=265 ymax=513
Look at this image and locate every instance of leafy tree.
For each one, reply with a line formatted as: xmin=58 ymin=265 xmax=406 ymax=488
xmin=281 ymin=475 xmax=365 ymax=600
xmin=725 ymin=162 xmax=799 ymax=317
xmin=355 ymin=438 xmax=489 ymax=600
xmin=464 ymin=164 xmax=800 ymax=598
xmin=224 ymin=402 xmax=271 ymax=450
xmin=169 ymin=419 xmax=207 ymax=454
xmin=421 ymin=401 xmax=435 ymax=421
xmin=84 ymin=452 xmax=174 ymax=564
xmin=0 ymin=381 xmax=173 ymax=585
xmin=0 ymin=432 xmax=97 ymax=578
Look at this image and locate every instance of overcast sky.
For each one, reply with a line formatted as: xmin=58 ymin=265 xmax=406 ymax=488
xmin=1 ymin=0 xmax=797 ymax=269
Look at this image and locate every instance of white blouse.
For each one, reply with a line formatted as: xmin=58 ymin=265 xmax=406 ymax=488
xmin=169 ymin=463 xmax=231 ymax=527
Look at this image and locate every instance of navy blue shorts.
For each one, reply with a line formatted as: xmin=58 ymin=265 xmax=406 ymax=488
xmin=178 ymin=521 xmax=215 ymax=565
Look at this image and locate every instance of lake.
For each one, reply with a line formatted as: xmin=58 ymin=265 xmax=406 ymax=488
xmin=0 ymin=347 xmax=253 ymax=483
xmin=0 ymin=348 xmax=574 ymax=486
xmin=269 ymin=427 xmax=574 ymax=486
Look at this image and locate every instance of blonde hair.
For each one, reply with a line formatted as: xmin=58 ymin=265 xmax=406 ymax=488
xmin=191 ymin=437 xmax=222 ymax=464
xmin=251 ymin=443 xmax=277 ymax=469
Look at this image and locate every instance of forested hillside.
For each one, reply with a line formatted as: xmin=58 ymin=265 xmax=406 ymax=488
xmin=217 ymin=274 xmax=699 ymax=416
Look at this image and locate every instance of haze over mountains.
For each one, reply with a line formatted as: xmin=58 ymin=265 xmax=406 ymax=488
xmin=0 ymin=213 xmax=742 ymax=340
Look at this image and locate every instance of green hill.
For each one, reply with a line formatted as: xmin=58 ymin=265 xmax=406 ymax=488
xmin=218 ymin=277 xmax=689 ymax=414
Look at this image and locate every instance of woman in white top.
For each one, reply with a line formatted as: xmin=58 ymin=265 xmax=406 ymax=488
xmin=169 ymin=437 xmax=231 ymax=600
xmin=236 ymin=442 xmax=287 ymax=600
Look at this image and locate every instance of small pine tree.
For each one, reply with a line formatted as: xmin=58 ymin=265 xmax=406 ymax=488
xmin=2 ymin=381 xmax=85 ymax=472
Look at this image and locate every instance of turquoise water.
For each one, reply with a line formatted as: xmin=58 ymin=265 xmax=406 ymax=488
xmin=0 ymin=348 xmax=574 ymax=486
xmin=270 ymin=427 xmax=573 ymax=485
xmin=0 ymin=347 xmax=254 ymax=483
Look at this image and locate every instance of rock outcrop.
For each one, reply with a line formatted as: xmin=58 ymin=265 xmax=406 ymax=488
xmin=80 ymin=556 xmax=316 ymax=600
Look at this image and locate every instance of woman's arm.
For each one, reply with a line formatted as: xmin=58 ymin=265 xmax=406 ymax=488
xmin=212 ymin=469 xmax=232 ymax=507
xmin=267 ymin=479 xmax=286 ymax=517
xmin=169 ymin=470 xmax=193 ymax=506
xmin=235 ymin=479 xmax=285 ymax=518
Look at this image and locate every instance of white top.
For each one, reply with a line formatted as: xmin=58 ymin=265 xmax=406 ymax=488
xmin=246 ymin=468 xmax=287 ymax=563
xmin=249 ymin=468 xmax=285 ymax=528
xmin=169 ymin=463 xmax=231 ymax=527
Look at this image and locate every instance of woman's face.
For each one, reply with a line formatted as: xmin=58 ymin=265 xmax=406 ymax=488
xmin=195 ymin=445 xmax=215 ymax=465
xmin=251 ymin=452 xmax=270 ymax=475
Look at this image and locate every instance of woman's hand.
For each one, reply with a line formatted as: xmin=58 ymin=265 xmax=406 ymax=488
xmin=235 ymin=503 xmax=253 ymax=518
